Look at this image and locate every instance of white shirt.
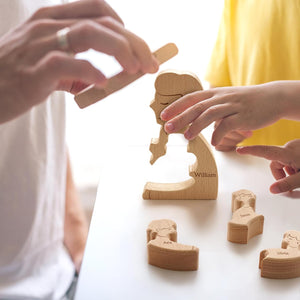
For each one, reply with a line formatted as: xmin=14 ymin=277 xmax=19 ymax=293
xmin=0 ymin=1 xmax=75 ymax=299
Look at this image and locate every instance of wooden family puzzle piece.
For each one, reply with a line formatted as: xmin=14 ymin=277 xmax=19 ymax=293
xmin=143 ymin=70 xmax=218 ymax=200
xmin=74 ymin=43 xmax=179 ymax=108
xmin=147 ymin=219 xmax=199 ymax=271
xmin=227 ymin=189 xmax=264 ymax=244
xmin=259 ymin=230 xmax=300 ymax=279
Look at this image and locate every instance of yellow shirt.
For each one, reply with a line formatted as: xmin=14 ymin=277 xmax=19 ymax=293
xmin=205 ymin=0 xmax=300 ymax=145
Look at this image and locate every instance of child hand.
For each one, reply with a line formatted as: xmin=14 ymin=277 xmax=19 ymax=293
xmin=237 ymin=139 xmax=300 ymax=194
xmin=213 ymin=120 xmax=253 ymax=152
xmin=160 ymin=82 xmax=287 ymax=146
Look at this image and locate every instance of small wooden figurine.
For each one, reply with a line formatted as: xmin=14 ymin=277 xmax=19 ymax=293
xmin=74 ymin=43 xmax=178 ymax=108
xmin=143 ymin=70 xmax=218 ymax=200
xmin=147 ymin=219 xmax=199 ymax=271
xmin=259 ymin=230 xmax=300 ymax=279
xmin=227 ymin=189 xmax=264 ymax=244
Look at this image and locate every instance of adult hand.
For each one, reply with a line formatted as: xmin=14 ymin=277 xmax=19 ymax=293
xmin=0 ymin=0 xmax=159 ymax=123
xmin=237 ymin=139 xmax=300 ymax=194
xmin=160 ymin=82 xmax=299 ymax=146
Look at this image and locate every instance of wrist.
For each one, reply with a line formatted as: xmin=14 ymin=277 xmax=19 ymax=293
xmin=273 ymin=81 xmax=300 ymax=120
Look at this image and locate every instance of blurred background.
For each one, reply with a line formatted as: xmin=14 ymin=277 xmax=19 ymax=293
xmin=65 ymin=0 xmax=224 ymax=221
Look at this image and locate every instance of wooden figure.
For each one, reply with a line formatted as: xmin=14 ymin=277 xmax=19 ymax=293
xmin=143 ymin=70 xmax=218 ymax=200
xmin=147 ymin=219 xmax=199 ymax=271
xmin=74 ymin=43 xmax=178 ymax=108
xmin=227 ymin=189 xmax=264 ymax=244
xmin=259 ymin=230 xmax=300 ymax=279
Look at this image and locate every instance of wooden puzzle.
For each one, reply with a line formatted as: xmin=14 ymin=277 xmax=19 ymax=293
xmin=147 ymin=219 xmax=199 ymax=271
xmin=227 ymin=189 xmax=264 ymax=244
xmin=259 ymin=230 xmax=300 ymax=279
xmin=143 ymin=70 xmax=218 ymax=200
xmin=74 ymin=43 xmax=178 ymax=108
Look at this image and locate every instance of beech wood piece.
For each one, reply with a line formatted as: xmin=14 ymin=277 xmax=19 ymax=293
xmin=259 ymin=230 xmax=300 ymax=279
xmin=227 ymin=189 xmax=264 ymax=244
xmin=74 ymin=43 xmax=178 ymax=108
xmin=143 ymin=70 xmax=218 ymax=200
xmin=147 ymin=219 xmax=199 ymax=271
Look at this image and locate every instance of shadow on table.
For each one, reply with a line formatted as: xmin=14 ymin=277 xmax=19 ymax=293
xmin=143 ymin=199 xmax=217 ymax=228
xmin=146 ymin=263 xmax=199 ymax=285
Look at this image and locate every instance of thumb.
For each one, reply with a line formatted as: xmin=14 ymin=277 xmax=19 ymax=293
xmin=270 ymin=172 xmax=300 ymax=194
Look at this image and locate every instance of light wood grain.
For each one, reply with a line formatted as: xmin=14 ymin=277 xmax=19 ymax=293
xmin=259 ymin=230 xmax=300 ymax=279
xmin=227 ymin=189 xmax=264 ymax=244
xmin=143 ymin=70 xmax=218 ymax=200
xmin=147 ymin=219 xmax=199 ymax=271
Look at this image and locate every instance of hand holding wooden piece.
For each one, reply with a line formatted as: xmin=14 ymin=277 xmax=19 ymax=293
xmin=74 ymin=43 xmax=178 ymax=108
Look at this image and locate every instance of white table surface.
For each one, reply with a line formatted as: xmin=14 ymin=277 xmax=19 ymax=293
xmin=75 ymin=132 xmax=300 ymax=300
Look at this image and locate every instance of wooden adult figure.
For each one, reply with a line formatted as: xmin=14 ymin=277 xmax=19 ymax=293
xmin=143 ymin=70 xmax=218 ymax=200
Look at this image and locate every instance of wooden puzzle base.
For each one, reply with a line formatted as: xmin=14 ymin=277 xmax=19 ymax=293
xmin=143 ymin=178 xmax=217 ymax=200
xmin=143 ymin=133 xmax=218 ymax=200
xmin=147 ymin=219 xmax=199 ymax=271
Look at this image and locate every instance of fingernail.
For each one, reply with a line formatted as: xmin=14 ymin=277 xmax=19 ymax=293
xmin=270 ymin=185 xmax=281 ymax=194
xmin=160 ymin=111 xmax=167 ymax=120
xmin=153 ymin=58 xmax=159 ymax=68
xmin=185 ymin=131 xmax=192 ymax=140
xmin=150 ymin=57 xmax=159 ymax=73
xmin=96 ymin=77 xmax=107 ymax=87
xmin=165 ymin=122 xmax=174 ymax=132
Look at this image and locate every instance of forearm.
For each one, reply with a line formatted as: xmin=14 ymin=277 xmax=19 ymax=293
xmin=149 ymin=127 xmax=169 ymax=164
xmin=210 ymin=81 xmax=300 ymax=121
xmin=267 ymin=80 xmax=300 ymax=121
xmin=64 ymin=151 xmax=89 ymax=273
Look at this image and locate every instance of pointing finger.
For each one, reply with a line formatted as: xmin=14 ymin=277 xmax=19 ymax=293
xmin=236 ymin=145 xmax=290 ymax=164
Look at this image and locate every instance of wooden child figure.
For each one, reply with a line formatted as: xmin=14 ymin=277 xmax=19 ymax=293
xmin=260 ymin=230 xmax=300 ymax=279
xmin=147 ymin=219 xmax=199 ymax=271
xmin=227 ymin=189 xmax=264 ymax=244
xmin=143 ymin=70 xmax=218 ymax=200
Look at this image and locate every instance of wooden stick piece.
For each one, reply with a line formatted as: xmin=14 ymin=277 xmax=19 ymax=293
xmin=74 ymin=43 xmax=179 ymax=108
xmin=147 ymin=219 xmax=199 ymax=271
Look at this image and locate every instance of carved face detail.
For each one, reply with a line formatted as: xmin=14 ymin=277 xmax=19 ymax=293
xmin=150 ymin=94 xmax=180 ymax=125
xmin=150 ymin=71 xmax=203 ymax=125
xmin=147 ymin=219 xmax=177 ymax=242
xmin=283 ymin=231 xmax=300 ymax=249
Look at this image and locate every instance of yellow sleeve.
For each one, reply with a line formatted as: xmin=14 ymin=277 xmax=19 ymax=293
xmin=205 ymin=1 xmax=231 ymax=87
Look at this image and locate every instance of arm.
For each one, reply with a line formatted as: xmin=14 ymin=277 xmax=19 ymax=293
xmin=64 ymin=151 xmax=89 ymax=273
xmin=0 ymin=0 xmax=158 ymax=124
xmin=237 ymin=139 xmax=300 ymax=194
xmin=161 ymin=81 xmax=300 ymax=147
xmin=149 ymin=127 xmax=169 ymax=164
